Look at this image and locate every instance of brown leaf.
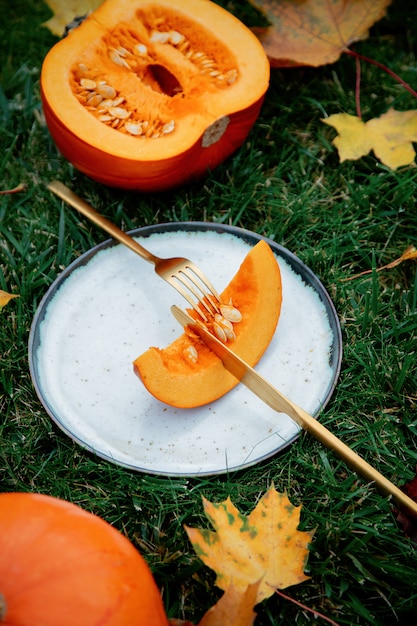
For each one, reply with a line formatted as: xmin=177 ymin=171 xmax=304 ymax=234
xmin=0 ymin=183 xmax=26 ymax=195
xmin=343 ymin=245 xmax=417 ymax=281
xmin=249 ymin=0 xmax=392 ymax=67
xmin=198 ymin=583 xmax=259 ymax=626
xmin=0 ymin=290 xmax=19 ymax=308
xmin=322 ymin=108 xmax=417 ymax=169
xmin=185 ymin=485 xmax=313 ymax=604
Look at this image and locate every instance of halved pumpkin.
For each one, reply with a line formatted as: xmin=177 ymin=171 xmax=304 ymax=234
xmin=40 ymin=0 xmax=270 ymax=191
xmin=133 ymin=239 xmax=282 ymax=408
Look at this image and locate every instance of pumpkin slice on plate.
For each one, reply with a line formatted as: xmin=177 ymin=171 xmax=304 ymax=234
xmin=40 ymin=0 xmax=270 ymax=191
xmin=133 ymin=239 xmax=282 ymax=408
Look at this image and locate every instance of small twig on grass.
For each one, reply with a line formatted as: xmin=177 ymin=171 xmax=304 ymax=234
xmin=353 ymin=53 xmax=362 ymax=118
xmin=274 ymin=589 xmax=341 ymax=626
xmin=345 ymin=49 xmax=417 ymax=101
xmin=0 ymin=183 xmax=26 ymax=195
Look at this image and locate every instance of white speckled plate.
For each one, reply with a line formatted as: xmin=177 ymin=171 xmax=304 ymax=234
xmin=29 ymin=222 xmax=342 ymax=476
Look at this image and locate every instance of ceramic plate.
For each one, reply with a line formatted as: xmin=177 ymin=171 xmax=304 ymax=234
xmin=29 ymin=222 xmax=342 ymax=476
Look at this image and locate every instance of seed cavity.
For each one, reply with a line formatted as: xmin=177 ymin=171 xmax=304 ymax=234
xmin=70 ymin=13 xmax=239 ymax=141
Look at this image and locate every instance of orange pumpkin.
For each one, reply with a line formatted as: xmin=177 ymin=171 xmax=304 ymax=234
xmin=0 ymin=492 xmax=168 ymax=626
xmin=40 ymin=0 xmax=270 ymax=191
xmin=134 ymin=239 xmax=282 ymax=407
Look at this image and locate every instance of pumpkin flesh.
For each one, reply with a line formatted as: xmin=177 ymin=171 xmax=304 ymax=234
xmin=133 ymin=240 xmax=282 ymax=408
xmin=40 ymin=0 xmax=270 ymax=191
xmin=0 ymin=492 xmax=168 ymax=626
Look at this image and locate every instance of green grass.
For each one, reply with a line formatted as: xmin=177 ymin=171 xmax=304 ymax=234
xmin=1 ymin=0 xmax=417 ymax=624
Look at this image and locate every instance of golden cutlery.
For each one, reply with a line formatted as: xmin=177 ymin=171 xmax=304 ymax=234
xmin=48 ymin=181 xmax=221 ymax=321
xmin=172 ymin=305 xmax=417 ymax=519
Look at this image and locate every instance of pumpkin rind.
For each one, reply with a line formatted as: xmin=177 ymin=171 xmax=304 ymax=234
xmin=133 ymin=239 xmax=282 ymax=407
xmin=0 ymin=492 xmax=168 ymax=626
xmin=40 ymin=0 xmax=270 ymax=191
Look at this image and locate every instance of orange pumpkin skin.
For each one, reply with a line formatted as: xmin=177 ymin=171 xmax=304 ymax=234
xmin=40 ymin=0 xmax=270 ymax=192
xmin=0 ymin=492 xmax=168 ymax=626
xmin=134 ymin=240 xmax=282 ymax=408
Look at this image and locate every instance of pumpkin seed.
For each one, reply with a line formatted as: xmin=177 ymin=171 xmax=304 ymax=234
xmin=95 ymin=84 xmax=117 ymax=98
xmin=214 ymin=314 xmax=233 ymax=331
xmin=116 ymin=46 xmax=130 ymax=57
xmin=80 ymin=78 xmax=97 ymax=90
xmin=219 ymin=304 xmax=242 ymax=323
xmin=108 ymin=49 xmax=130 ymax=68
xmin=86 ymin=93 xmax=104 ymax=107
xmin=168 ymin=30 xmax=184 ymax=45
xmin=162 ymin=120 xmax=175 ymax=134
xmin=150 ymin=30 xmax=170 ymax=44
xmin=183 ymin=344 xmax=198 ymax=364
xmin=125 ymin=122 xmax=143 ymax=135
xmin=134 ymin=43 xmax=148 ymax=56
xmin=109 ymin=106 xmax=130 ymax=119
xmin=213 ymin=322 xmax=227 ymax=343
xmin=225 ymin=69 xmax=238 ymax=84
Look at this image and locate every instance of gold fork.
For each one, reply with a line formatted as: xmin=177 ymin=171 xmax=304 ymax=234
xmin=48 ymin=181 xmax=221 ymax=321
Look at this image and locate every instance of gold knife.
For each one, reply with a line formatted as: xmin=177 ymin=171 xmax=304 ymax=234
xmin=171 ymin=305 xmax=417 ymax=519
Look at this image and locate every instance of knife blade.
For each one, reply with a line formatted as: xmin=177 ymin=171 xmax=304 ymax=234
xmin=171 ymin=305 xmax=417 ymax=519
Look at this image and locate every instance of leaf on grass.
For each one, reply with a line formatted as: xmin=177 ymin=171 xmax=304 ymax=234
xmin=322 ymin=108 xmax=417 ymax=169
xmin=0 ymin=290 xmax=19 ymax=309
xmin=185 ymin=485 xmax=313 ymax=605
xmin=0 ymin=183 xmax=26 ymax=195
xmin=198 ymin=582 xmax=259 ymax=626
xmin=343 ymin=245 xmax=417 ymax=281
xmin=249 ymin=0 xmax=392 ymax=67
xmin=43 ymin=0 xmax=103 ymax=36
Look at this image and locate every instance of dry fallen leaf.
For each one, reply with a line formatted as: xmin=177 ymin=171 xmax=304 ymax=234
xmin=0 ymin=290 xmax=19 ymax=309
xmin=185 ymin=485 xmax=313 ymax=605
xmin=250 ymin=0 xmax=392 ymax=67
xmin=198 ymin=582 xmax=259 ymax=626
xmin=343 ymin=245 xmax=417 ymax=281
xmin=43 ymin=0 xmax=103 ymax=36
xmin=322 ymin=108 xmax=417 ymax=169
xmin=0 ymin=183 xmax=26 ymax=195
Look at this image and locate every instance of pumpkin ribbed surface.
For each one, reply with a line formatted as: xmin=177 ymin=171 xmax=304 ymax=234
xmin=0 ymin=492 xmax=168 ymax=626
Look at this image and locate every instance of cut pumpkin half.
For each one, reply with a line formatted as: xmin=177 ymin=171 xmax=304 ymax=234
xmin=40 ymin=0 xmax=270 ymax=191
xmin=133 ymin=239 xmax=282 ymax=408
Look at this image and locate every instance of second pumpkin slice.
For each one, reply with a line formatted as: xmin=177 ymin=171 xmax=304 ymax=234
xmin=133 ymin=239 xmax=282 ymax=408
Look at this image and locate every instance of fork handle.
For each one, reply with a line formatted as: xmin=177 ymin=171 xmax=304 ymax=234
xmin=48 ymin=181 xmax=159 ymax=265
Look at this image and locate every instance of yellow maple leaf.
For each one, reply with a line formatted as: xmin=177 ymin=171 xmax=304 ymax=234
xmin=198 ymin=582 xmax=259 ymax=626
xmin=0 ymin=290 xmax=19 ymax=309
xmin=322 ymin=108 xmax=417 ymax=169
xmin=43 ymin=0 xmax=103 ymax=36
xmin=185 ymin=485 xmax=313 ymax=604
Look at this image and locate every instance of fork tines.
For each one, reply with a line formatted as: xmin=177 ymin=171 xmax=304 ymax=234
xmin=170 ymin=265 xmax=221 ymax=321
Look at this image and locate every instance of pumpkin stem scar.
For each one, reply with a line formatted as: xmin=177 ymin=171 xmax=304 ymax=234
xmin=202 ymin=116 xmax=230 ymax=147
xmin=0 ymin=593 xmax=7 ymax=619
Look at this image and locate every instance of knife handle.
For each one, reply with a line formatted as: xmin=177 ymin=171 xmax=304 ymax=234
xmin=287 ymin=401 xmax=417 ymax=519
